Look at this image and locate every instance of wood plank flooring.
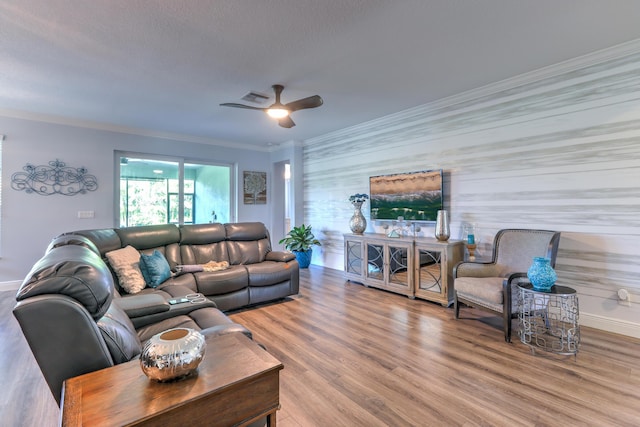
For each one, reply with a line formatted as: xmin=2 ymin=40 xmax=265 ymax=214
xmin=3 ymin=266 xmax=640 ymax=426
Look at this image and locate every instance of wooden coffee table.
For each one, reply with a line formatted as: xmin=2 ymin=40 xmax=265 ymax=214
xmin=60 ymin=332 xmax=283 ymax=426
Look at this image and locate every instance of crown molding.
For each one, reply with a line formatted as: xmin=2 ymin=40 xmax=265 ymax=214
xmin=306 ymin=37 xmax=640 ymax=145
xmin=0 ymin=108 xmax=272 ymax=152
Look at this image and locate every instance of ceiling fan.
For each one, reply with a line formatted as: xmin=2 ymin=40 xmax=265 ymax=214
xmin=220 ymin=84 xmax=323 ymax=128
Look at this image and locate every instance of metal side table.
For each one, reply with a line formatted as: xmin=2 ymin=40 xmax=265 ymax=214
xmin=517 ymin=282 xmax=580 ymax=357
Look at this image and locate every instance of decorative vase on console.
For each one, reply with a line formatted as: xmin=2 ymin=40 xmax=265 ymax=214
xmin=348 ymin=193 xmax=368 ymax=234
xmin=434 ymin=209 xmax=450 ymax=241
xmin=527 ymin=256 xmax=557 ymax=291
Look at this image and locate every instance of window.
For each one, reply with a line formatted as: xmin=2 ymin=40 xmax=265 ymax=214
xmin=117 ymin=153 xmax=233 ymax=227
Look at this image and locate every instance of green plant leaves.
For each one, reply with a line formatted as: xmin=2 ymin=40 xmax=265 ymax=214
xmin=278 ymin=224 xmax=321 ymax=252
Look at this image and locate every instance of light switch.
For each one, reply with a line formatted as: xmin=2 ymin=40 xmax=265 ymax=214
xmin=77 ymin=210 xmax=95 ymax=219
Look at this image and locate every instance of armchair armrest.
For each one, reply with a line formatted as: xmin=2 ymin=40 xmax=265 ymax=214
xmin=266 ymin=251 xmax=296 ymax=262
xmin=453 ymin=261 xmax=502 ymax=278
xmin=504 ymin=272 xmax=529 ymax=285
xmin=502 ymin=272 xmax=531 ymax=318
xmin=114 ymin=294 xmax=170 ymax=318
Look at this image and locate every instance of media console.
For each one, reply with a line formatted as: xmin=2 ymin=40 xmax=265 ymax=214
xmin=344 ymin=233 xmax=464 ymax=306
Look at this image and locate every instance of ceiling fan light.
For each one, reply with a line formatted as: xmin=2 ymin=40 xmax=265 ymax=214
xmin=266 ymin=108 xmax=289 ymax=119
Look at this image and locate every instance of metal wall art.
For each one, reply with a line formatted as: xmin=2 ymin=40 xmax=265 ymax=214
xmin=243 ymin=171 xmax=267 ymax=204
xmin=11 ymin=159 xmax=98 ymax=196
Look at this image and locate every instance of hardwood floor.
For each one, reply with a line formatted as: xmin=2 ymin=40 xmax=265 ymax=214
xmin=3 ymin=266 xmax=640 ymax=426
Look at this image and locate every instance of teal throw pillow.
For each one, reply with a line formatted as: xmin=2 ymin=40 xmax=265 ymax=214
xmin=139 ymin=250 xmax=171 ymax=288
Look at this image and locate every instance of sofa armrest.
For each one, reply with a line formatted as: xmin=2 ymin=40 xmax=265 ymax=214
xmin=127 ymin=296 xmax=218 ymax=329
xmin=114 ymin=294 xmax=170 ymax=318
xmin=265 ymin=251 xmax=296 ymax=262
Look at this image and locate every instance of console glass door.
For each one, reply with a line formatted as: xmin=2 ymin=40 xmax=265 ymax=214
xmin=365 ymin=243 xmax=384 ymax=281
xmin=416 ymin=248 xmax=442 ymax=295
xmin=345 ymin=240 xmax=363 ymax=275
xmin=388 ymin=245 xmax=409 ymax=286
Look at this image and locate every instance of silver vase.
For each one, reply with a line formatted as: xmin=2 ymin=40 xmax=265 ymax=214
xmin=140 ymin=328 xmax=206 ymax=382
xmin=434 ymin=209 xmax=450 ymax=241
xmin=349 ymin=201 xmax=367 ymax=234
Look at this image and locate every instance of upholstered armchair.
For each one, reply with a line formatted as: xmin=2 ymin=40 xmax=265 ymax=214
xmin=453 ymin=229 xmax=561 ymax=342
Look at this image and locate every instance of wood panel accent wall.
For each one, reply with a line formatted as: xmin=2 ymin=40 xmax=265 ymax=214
xmin=303 ymin=41 xmax=640 ymax=338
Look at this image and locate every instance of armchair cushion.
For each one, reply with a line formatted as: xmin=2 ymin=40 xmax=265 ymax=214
xmin=455 ymin=277 xmax=505 ymax=306
xmin=455 ymin=262 xmax=503 ymax=278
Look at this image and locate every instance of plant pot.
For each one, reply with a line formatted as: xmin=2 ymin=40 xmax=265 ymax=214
xmin=293 ymin=249 xmax=313 ymax=268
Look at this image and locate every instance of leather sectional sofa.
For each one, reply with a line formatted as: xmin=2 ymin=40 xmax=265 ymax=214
xmin=13 ymin=222 xmax=299 ymax=403
xmin=67 ymin=221 xmax=299 ymax=311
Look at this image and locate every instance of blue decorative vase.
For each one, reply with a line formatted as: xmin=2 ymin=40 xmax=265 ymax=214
xmin=294 ymin=249 xmax=313 ymax=268
xmin=527 ymin=257 xmax=557 ymax=291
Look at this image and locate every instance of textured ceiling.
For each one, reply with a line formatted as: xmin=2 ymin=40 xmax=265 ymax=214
xmin=2 ymin=1 xmax=640 ymax=148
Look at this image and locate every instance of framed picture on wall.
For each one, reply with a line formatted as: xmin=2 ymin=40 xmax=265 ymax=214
xmin=243 ymin=171 xmax=267 ymax=204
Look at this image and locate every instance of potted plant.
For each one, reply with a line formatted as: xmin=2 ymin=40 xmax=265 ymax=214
xmin=279 ymin=224 xmax=321 ymax=268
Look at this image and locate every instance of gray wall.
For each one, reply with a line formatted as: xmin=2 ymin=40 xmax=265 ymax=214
xmin=304 ymin=46 xmax=640 ymax=337
xmin=0 ymin=117 xmax=295 ymax=282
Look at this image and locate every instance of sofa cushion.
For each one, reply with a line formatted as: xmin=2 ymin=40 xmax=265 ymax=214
xmin=227 ymin=240 xmax=270 ymax=265
xmin=71 ymin=228 xmax=122 ymax=257
xmin=180 ymin=223 xmax=226 ymax=244
xmin=105 ymin=245 xmax=146 ymax=294
xmin=139 ymin=250 xmax=172 ymax=288
xmin=224 ymin=222 xmax=269 ymax=241
xmin=157 ymin=275 xmax=199 ymax=293
xmin=245 ymin=261 xmax=294 ymax=287
xmin=194 ymin=265 xmax=248 ymax=296
xmin=180 ymin=242 xmax=229 ymax=265
xmin=136 ymin=315 xmax=201 ymax=343
xmin=225 ymin=222 xmax=271 ymax=265
xmin=115 ymin=224 xmax=180 ymax=251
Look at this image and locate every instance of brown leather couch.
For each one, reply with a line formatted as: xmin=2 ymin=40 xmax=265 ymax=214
xmin=13 ymin=222 xmax=298 ymax=404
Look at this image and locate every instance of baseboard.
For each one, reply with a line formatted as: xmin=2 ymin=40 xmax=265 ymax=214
xmin=580 ymin=312 xmax=640 ymax=339
xmin=0 ymin=281 xmax=20 ymax=292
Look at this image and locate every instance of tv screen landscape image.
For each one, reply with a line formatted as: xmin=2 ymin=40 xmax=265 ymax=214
xmin=369 ymin=169 xmax=443 ymax=222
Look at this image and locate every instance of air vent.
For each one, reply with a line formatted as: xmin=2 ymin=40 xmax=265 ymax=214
xmin=241 ymin=91 xmax=270 ymax=104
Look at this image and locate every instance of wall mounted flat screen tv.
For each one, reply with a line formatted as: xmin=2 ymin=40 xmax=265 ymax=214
xmin=369 ymin=169 xmax=443 ymax=222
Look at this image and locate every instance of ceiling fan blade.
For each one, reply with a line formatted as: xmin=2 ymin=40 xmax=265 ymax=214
xmin=278 ymin=116 xmax=296 ymax=128
xmin=285 ymin=95 xmax=323 ymax=112
xmin=220 ymin=103 xmax=265 ymax=111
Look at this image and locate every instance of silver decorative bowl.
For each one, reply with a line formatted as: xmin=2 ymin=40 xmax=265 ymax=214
xmin=140 ymin=328 xmax=206 ymax=382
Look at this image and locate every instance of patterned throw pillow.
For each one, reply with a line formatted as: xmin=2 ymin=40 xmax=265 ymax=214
xmin=105 ymin=245 xmax=146 ymax=294
xmin=139 ymin=250 xmax=171 ymax=288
